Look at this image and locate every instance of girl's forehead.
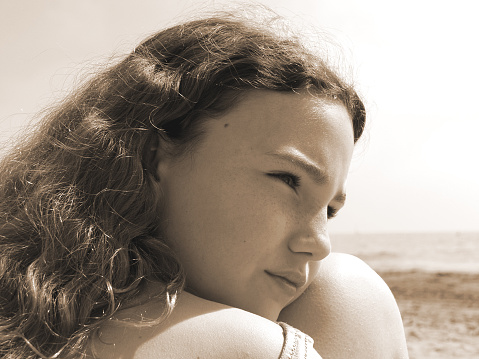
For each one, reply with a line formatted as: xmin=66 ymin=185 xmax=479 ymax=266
xmin=208 ymin=91 xmax=353 ymax=151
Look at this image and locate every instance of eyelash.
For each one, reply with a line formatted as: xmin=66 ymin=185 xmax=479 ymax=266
xmin=268 ymin=172 xmax=301 ymax=190
xmin=268 ymin=172 xmax=340 ymax=220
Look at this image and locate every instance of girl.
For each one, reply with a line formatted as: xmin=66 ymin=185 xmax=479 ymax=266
xmin=0 ymin=13 xmax=408 ymax=358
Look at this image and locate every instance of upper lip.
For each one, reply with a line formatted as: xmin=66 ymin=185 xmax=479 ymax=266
xmin=265 ymin=270 xmax=307 ymax=289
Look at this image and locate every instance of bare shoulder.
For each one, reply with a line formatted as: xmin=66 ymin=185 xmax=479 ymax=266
xmin=278 ymin=252 xmax=409 ymax=359
xmin=89 ymin=291 xmax=321 ymax=359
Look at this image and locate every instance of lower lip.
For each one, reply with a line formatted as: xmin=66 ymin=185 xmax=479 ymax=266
xmin=265 ymin=272 xmax=298 ymax=294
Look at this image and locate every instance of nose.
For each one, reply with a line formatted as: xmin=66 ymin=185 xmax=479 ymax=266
xmin=288 ymin=213 xmax=331 ymax=261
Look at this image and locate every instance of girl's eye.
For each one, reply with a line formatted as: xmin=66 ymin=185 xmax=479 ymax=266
xmin=327 ymin=206 xmax=338 ymax=219
xmin=268 ymin=172 xmax=301 ymax=190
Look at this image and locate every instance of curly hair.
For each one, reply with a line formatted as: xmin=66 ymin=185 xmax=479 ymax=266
xmin=0 ymin=13 xmax=366 ymax=358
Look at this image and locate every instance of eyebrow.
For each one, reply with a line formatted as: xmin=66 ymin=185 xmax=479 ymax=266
xmin=267 ymin=150 xmax=347 ymax=205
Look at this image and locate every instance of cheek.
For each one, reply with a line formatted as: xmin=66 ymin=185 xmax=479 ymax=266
xmin=171 ymin=174 xmax=288 ymax=257
xmin=198 ymin=183 xmax=280 ymax=248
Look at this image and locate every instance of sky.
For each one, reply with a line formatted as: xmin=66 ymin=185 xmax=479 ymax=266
xmin=1 ymin=0 xmax=478 ymax=233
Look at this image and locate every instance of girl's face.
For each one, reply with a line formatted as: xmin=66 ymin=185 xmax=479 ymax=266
xmin=157 ymin=91 xmax=355 ymax=320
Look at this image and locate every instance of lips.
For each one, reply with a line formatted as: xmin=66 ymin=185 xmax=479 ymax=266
xmin=264 ymin=270 xmax=307 ymax=290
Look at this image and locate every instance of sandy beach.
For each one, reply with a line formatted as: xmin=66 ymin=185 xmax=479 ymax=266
xmin=379 ymin=271 xmax=479 ymax=358
xmin=331 ymin=232 xmax=479 ymax=359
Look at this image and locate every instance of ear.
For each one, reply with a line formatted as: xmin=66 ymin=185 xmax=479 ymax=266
xmin=155 ymin=142 xmax=181 ymax=187
xmin=153 ymin=146 xmax=173 ymax=182
xmin=144 ymin=132 xmax=172 ymax=182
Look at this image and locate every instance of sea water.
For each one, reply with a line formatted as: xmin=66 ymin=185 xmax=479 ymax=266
xmin=330 ymin=232 xmax=479 ymax=274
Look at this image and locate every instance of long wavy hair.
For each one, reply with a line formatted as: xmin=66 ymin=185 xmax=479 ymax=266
xmin=0 ymin=13 xmax=366 ymax=358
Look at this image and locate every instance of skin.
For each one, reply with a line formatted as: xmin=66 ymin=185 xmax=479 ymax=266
xmin=156 ymin=90 xmax=354 ymax=321
xmin=89 ymin=255 xmax=408 ymax=358
xmin=279 ymin=253 xmax=410 ymax=358
xmin=89 ymin=90 xmax=408 ymax=358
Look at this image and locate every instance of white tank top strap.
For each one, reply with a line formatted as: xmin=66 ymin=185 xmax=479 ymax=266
xmin=277 ymin=321 xmax=315 ymax=359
